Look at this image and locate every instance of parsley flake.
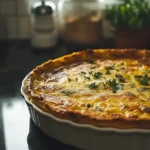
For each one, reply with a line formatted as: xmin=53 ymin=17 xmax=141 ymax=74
xmin=84 ymin=76 xmax=91 ymax=80
xmin=86 ymin=82 xmax=99 ymax=89
xmin=89 ymin=71 xmax=93 ymax=75
xmin=140 ymin=74 xmax=150 ymax=86
xmin=121 ymin=62 xmax=124 ymax=66
xmin=108 ymin=79 xmax=119 ymax=93
xmin=134 ymin=74 xmax=150 ymax=86
xmin=93 ymin=72 xmax=102 ymax=79
xmin=68 ymin=78 xmax=71 ymax=82
xmin=86 ymin=104 xmax=91 ymax=108
xmin=105 ymin=64 xmax=115 ymax=75
xmin=130 ymin=83 xmax=135 ymax=88
xmin=94 ymin=106 xmax=103 ymax=112
xmin=137 ymin=88 xmax=150 ymax=92
xmin=86 ymin=60 xmax=95 ymax=64
xmin=134 ymin=75 xmax=142 ymax=79
xmin=115 ymin=74 xmax=125 ymax=83
xmin=61 ymin=90 xmax=75 ymax=96
xmin=146 ymin=70 xmax=150 ymax=73
xmin=105 ymin=69 xmax=111 ymax=75
xmin=81 ymin=71 xmax=86 ymax=75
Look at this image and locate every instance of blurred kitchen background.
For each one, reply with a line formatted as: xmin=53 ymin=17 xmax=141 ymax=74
xmin=0 ymin=0 xmax=32 ymax=40
xmin=0 ymin=0 xmax=150 ymax=71
xmin=0 ymin=1 xmax=150 ymax=150
xmin=0 ymin=0 xmax=113 ymax=41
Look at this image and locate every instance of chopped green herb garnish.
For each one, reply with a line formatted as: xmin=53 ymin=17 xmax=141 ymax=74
xmin=134 ymin=75 xmax=142 ymax=79
xmin=130 ymin=83 xmax=135 ymax=88
xmin=105 ymin=66 xmax=113 ymax=70
xmin=108 ymin=79 xmax=119 ymax=93
xmin=86 ymin=104 xmax=91 ymax=108
xmin=89 ymin=71 xmax=93 ymax=75
xmin=146 ymin=70 xmax=150 ymax=73
xmin=105 ymin=69 xmax=111 ymax=75
xmin=137 ymin=88 xmax=150 ymax=92
xmin=102 ymin=82 xmax=107 ymax=87
xmin=84 ymin=76 xmax=91 ymax=80
xmin=121 ymin=62 xmax=124 ymax=66
xmin=93 ymin=72 xmax=102 ymax=79
xmin=90 ymin=67 xmax=96 ymax=69
xmin=87 ymin=82 xmax=99 ymax=89
xmin=106 ymin=64 xmax=115 ymax=70
xmin=105 ymin=64 xmax=115 ymax=75
xmin=135 ymin=74 xmax=150 ymax=86
xmin=139 ymin=74 xmax=150 ymax=86
xmin=94 ymin=106 xmax=103 ymax=112
xmin=86 ymin=60 xmax=95 ymax=64
xmin=61 ymin=90 xmax=75 ymax=96
xmin=80 ymin=71 xmax=91 ymax=80
xmin=115 ymin=74 xmax=125 ymax=83
xmin=68 ymin=78 xmax=71 ymax=82
xmin=81 ymin=71 xmax=86 ymax=75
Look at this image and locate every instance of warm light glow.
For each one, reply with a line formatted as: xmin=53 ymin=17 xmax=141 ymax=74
xmin=2 ymin=98 xmax=29 ymax=150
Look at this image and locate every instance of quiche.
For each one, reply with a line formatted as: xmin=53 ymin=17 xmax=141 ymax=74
xmin=24 ymin=49 xmax=150 ymax=129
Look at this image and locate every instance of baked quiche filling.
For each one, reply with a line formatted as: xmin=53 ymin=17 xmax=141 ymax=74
xmin=24 ymin=49 xmax=150 ymax=129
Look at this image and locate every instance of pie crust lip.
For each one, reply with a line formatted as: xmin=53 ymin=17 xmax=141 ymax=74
xmin=21 ymin=72 xmax=150 ymax=134
xmin=21 ymin=49 xmax=150 ymax=150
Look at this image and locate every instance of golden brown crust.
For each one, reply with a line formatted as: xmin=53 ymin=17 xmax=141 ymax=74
xmin=24 ymin=49 xmax=150 ymax=129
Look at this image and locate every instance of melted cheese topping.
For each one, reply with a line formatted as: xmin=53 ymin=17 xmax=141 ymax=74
xmin=32 ymin=59 xmax=150 ymax=120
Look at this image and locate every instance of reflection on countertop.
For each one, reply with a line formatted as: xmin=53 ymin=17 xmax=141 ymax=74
xmin=0 ymin=71 xmax=29 ymax=150
xmin=0 ymin=39 xmax=114 ymax=72
xmin=2 ymin=40 xmax=67 ymax=72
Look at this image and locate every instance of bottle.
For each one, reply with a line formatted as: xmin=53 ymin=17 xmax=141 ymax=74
xmin=31 ymin=0 xmax=58 ymax=50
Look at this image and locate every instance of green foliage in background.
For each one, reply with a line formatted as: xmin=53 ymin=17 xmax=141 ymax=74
xmin=105 ymin=0 xmax=150 ymax=29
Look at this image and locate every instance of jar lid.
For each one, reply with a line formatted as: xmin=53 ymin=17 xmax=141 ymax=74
xmin=31 ymin=0 xmax=55 ymax=15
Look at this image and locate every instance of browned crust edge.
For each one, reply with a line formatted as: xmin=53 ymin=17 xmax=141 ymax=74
xmin=24 ymin=49 xmax=150 ymax=129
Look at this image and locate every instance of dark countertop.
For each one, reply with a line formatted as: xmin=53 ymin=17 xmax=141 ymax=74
xmin=0 ymin=39 xmax=114 ymax=150
xmin=0 ymin=39 xmax=114 ymax=72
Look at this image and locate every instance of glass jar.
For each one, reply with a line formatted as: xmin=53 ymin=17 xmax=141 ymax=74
xmin=58 ymin=0 xmax=103 ymax=46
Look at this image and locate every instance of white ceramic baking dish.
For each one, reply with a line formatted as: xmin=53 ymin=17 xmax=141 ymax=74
xmin=21 ymin=73 xmax=150 ymax=150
